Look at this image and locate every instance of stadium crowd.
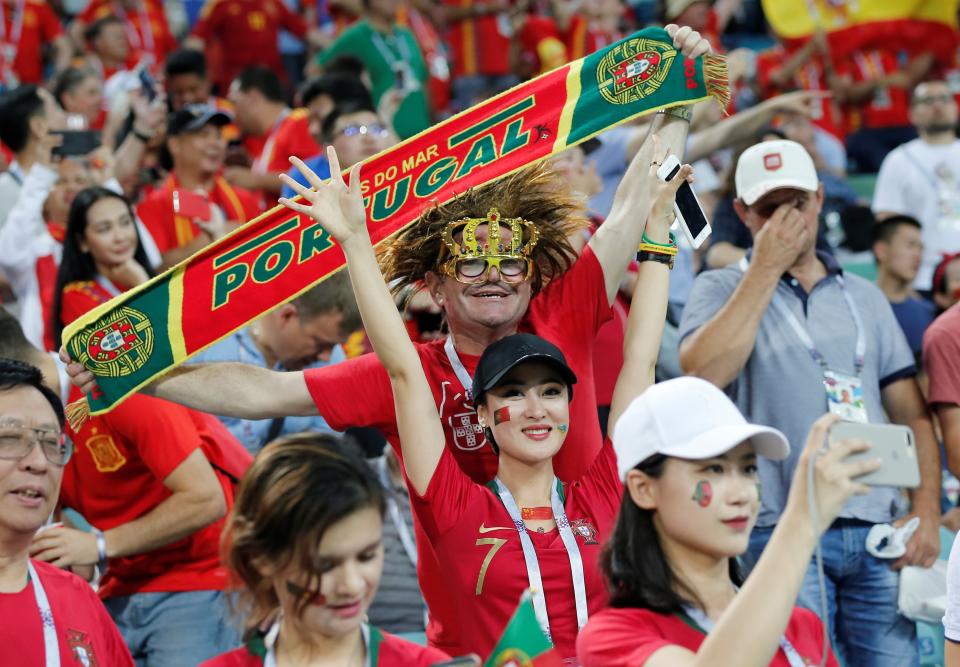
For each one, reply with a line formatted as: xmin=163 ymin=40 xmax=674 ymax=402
xmin=1 ymin=0 xmax=960 ymax=666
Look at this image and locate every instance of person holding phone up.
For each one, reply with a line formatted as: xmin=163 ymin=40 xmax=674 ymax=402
xmin=679 ymin=139 xmax=941 ymax=666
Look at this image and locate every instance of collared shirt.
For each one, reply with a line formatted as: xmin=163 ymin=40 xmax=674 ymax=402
xmin=189 ymin=327 xmax=343 ymax=454
xmin=680 ymin=251 xmax=916 ymax=526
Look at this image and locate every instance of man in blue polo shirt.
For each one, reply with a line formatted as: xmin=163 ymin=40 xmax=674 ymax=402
xmin=189 ymin=271 xmax=361 ymax=453
xmin=679 ymin=139 xmax=941 ymax=666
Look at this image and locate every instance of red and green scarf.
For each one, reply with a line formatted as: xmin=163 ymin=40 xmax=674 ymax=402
xmin=64 ymin=27 xmax=728 ymax=420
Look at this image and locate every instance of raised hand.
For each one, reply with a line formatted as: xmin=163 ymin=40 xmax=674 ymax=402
xmin=646 ymin=140 xmax=694 ymax=242
xmin=278 ymin=146 xmax=368 ymax=246
xmin=664 ymin=23 xmax=712 ymax=59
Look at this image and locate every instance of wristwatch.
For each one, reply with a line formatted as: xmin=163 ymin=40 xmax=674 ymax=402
xmin=636 ymin=250 xmax=675 ymax=269
xmin=657 ymin=105 xmax=692 ymax=122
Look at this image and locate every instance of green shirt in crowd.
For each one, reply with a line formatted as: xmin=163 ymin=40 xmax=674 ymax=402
xmin=316 ymin=20 xmax=431 ymax=139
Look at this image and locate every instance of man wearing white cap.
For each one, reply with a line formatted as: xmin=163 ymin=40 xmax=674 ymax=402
xmin=678 ymin=138 xmax=941 ymax=665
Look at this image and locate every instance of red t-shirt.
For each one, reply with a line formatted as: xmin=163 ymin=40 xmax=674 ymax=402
xmin=304 ymin=246 xmax=612 ymax=653
xmin=923 ymin=303 xmax=960 ymax=406
xmin=58 ymin=279 xmax=123 ymax=331
xmin=192 ymin=0 xmax=307 ymax=89
xmin=1 ymin=0 xmax=64 ymax=85
xmin=577 ymin=606 xmax=837 ymax=666
xmin=754 ymin=45 xmax=844 ymax=140
xmin=79 ymin=0 xmax=176 ymax=68
xmin=136 ymin=174 xmax=262 ymax=254
xmin=518 ymin=14 xmax=567 ymax=76
xmin=443 ymin=0 xmax=511 ymax=77
xmin=200 ymin=628 xmax=450 ymax=666
xmin=241 ymin=108 xmax=321 ymax=175
xmin=60 ymin=389 xmax=233 ymax=598
xmin=410 ymin=439 xmax=621 ymax=659
xmin=840 ymin=48 xmax=911 ymax=130
xmin=0 ymin=560 xmax=133 ymax=666
xmin=563 ymin=16 xmax=619 ymax=61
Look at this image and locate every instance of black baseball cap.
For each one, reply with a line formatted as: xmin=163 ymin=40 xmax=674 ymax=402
xmin=471 ymin=333 xmax=577 ymax=403
xmin=167 ymin=104 xmax=232 ymax=136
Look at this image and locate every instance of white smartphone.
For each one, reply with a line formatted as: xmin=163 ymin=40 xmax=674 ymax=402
xmin=828 ymin=421 xmax=920 ymax=488
xmin=656 ymin=155 xmax=711 ymax=249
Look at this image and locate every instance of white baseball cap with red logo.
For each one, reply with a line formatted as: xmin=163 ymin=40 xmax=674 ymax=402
xmin=735 ymin=139 xmax=819 ymax=206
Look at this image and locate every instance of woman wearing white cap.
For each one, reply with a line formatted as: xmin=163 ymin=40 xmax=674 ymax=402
xmin=575 ymin=378 xmax=881 ymax=666
xmin=278 ymin=145 xmax=692 ymax=660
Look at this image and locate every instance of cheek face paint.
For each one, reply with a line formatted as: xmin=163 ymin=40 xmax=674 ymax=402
xmin=494 ymin=407 xmax=511 ymax=425
xmin=691 ymin=480 xmax=713 ymax=508
xmin=286 ymin=580 xmax=326 ymax=606
xmin=557 ymin=424 xmax=568 ymax=433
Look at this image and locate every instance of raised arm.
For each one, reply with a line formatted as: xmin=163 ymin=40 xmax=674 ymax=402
xmin=588 ymin=24 xmax=712 ymax=305
xmin=279 ymin=148 xmax=445 ymax=495
xmin=607 ymin=157 xmax=693 ymax=432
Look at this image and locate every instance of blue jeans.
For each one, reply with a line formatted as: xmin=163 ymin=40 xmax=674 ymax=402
xmin=745 ymin=521 xmax=918 ymax=667
xmin=104 ymin=589 xmax=241 ymax=667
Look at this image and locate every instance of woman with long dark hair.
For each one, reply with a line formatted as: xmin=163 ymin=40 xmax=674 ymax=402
xmin=574 ymin=379 xmax=880 ymax=666
xmin=201 ymin=434 xmax=451 ymax=667
xmin=51 ymin=186 xmax=153 ymax=347
xmin=277 ymin=145 xmax=691 ymax=660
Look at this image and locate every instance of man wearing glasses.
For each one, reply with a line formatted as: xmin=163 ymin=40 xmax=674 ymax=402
xmin=874 ymin=79 xmax=960 ymax=293
xmin=0 ymin=359 xmax=132 ymax=665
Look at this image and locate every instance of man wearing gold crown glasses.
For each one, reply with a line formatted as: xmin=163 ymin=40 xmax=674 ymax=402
xmin=66 ymin=24 xmax=713 ymax=655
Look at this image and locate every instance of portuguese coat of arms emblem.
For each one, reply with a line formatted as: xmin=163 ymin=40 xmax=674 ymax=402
xmin=597 ymin=38 xmax=678 ymax=105
xmin=73 ymin=306 xmax=154 ymax=378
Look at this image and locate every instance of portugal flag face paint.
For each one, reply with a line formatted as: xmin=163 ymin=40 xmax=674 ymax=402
xmin=692 ymin=480 xmax=712 ymax=508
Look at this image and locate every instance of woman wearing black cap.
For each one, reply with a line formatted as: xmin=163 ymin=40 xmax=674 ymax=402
xmin=279 ymin=146 xmax=691 ymax=661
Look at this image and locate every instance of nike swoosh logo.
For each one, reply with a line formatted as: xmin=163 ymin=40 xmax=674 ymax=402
xmin=478 ymin=524 xmax=513 ymax=533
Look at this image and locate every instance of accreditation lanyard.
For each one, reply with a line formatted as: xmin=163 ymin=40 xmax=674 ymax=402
xmin=738 ymin=257 xmax=865 ymax=375
xmin=492 ymin=477 xmax=589 ymax=643
xmin=377 ymin=456 xmax=417 ymax=568
xmin=27 ymin=561 xmax=61 ymax=667
xmin=681 ymin=604 xmax=807 ymax=667
xmin=252 ymin=108 xmax=290 ymax=175
xmin=370 ymin=28 xmax=412 ymax=68
xmin=444 ymin=336 xmax=474 ymax=402
xmin=0 ymin=0 xmax=25 ymax=71
xmin=264 ymin=620 xmax=376 ymax=667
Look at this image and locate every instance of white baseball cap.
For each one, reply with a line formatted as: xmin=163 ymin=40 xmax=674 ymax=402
xmin=735 ymin=139 xmax=818 ymax=206
xmin=612 ymin=377 xmax=790 ymax=481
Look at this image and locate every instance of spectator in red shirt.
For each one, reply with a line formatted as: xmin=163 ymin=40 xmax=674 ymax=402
xmin=189 ymin=0 xmax=322 ymax=94
xmin=0 ymin=0 xmax=72 ymax=87
xmin=201 ymin=434 xmax=451 ymax=667
xmin=440 ymin=0 xmax=518 ymax=111
xmin=575 ymin=385 xmax=867 ymax=666
xmin=51 ymin=67 xmax=105 ymax=131
xmin=225 ymin=66 xmax=321 ymax=197
xmin=925 ymin=301 xmax=960 ymax=479
xmin=0 ymin=359 xmax=134 ymax=667
xmin=71 ymin=0 xmax=176 ymax=70
xmin=274 ymin=146 xmax=691 ymax=659
xmin=833 ymin=47 xmax=934 ymax=172
xmin=82 ymin=15 xmax=134 ymax=83
xmin=137 ymin=104 xmax=261 ymax=269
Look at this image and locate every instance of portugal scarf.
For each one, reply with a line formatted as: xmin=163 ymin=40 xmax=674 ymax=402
xmin=64 ymin=27 xmax=728 ymax=421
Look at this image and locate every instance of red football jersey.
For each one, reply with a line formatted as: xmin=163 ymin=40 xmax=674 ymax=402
xmin=577 ymin=606 xmax=838 ymax=667
xmin=61 ymin=388 xmax=233 ymax=599
xmin=79 ymin=0 xmax=176 ymax=67
xmin=0 ymin=561 xmax=133 ymax=666
xmin=443 ymin=0 xmax=512 ymax=77
xmin=410 ymin=440 xmax=621 ymax=659
xmin=1 ymin=0 xmax=64 ymax=84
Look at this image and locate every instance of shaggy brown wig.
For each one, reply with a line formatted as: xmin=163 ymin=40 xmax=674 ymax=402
xmin=379 ymin=161 xmax=589 ymax=301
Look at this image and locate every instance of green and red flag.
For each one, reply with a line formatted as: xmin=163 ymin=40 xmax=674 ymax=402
xmin=64 ymin=26 xmax=728 ymax=420
xmin=483 ymin=592 xmax=563 ymax=667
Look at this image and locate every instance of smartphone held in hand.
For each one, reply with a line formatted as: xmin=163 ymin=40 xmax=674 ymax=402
xmin=656 ymin=154 xmax=711 ymax=249
xmin=828 ymin=421 xmax=920 ymax=488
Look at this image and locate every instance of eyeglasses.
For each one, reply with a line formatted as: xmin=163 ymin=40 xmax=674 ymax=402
xmin=448 ymin=256 xmax=532 ymax=285
xmin=0 ymin=421 xmax=71 ymax=466
xmin=338 ymin=123 xmax=389 ymax=139
xmin=913 ymin=94 xmax=954 ymax=106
